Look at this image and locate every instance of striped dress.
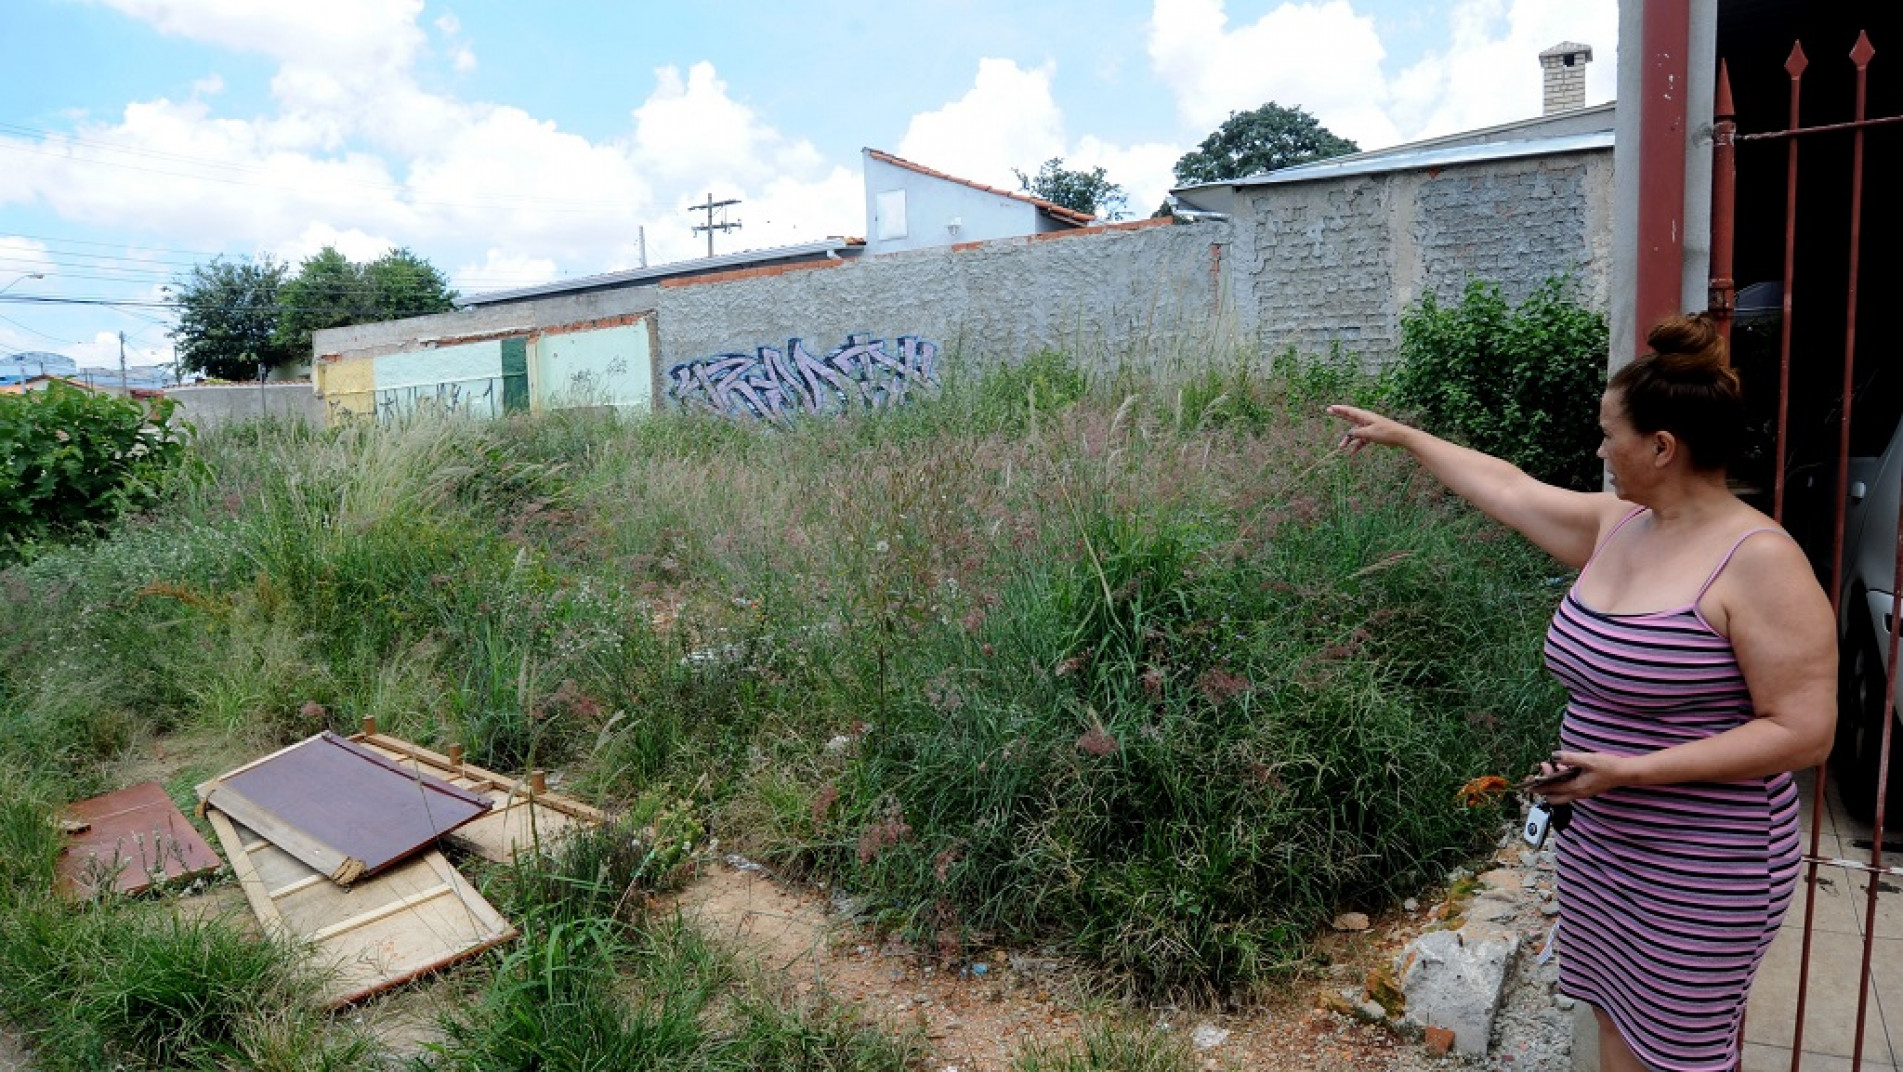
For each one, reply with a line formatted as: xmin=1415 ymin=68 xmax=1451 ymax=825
xmin=1543 ymin=509 xmax=1802 ymax=1072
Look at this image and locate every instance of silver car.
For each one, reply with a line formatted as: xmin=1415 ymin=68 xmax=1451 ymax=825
xmin=1836 ymin=416 xmax=1903 ymax=820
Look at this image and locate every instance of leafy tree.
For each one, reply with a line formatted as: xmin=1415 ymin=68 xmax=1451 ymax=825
xmin=275 ymin=246 xmax=458 ymax=357
xmin=169 ymin=256 xmax=297 ymax=381
xmin=1013 ymin=158 xmax=1128 ymax=220
xmin=365 ymin=248 xmax=457 ymax=320
xmin=274 ymin=247 xmax=370 ymax=358
xmin=1172 ymin=102 xmax=1359 ymax=185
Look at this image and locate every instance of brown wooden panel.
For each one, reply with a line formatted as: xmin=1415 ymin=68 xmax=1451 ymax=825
xmin=203 ymin=807 xmax=515 ymax=1007
xmin=55 ymin=782 xmax=222 ymax=900
xmin=351 ymin=732 xmax=603 ymax=862
xmin=198 ymin=732 xmax=491 ymax=884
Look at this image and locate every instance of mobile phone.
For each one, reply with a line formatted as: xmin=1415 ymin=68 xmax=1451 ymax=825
xmin=1518 ymin=765 xmax=1581 ymax=791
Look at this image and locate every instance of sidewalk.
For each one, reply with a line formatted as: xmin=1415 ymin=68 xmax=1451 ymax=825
xmin=1744 ymin=766 xmax=1902 ymax=1071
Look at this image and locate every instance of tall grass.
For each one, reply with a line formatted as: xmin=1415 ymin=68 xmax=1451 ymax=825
xmin=0 ymin=343 xmax=1568 ymax=1034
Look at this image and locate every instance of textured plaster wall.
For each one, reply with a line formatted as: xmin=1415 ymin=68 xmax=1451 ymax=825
xmin=656 ymin=220 xmax=1237 ymax=386
xmin=166 ymin=383 xmax=327 ymax=430
xmin=1245 ymin=149 xmax=1613 ymax=366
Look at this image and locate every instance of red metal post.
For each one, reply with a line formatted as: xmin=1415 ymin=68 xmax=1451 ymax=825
xmin=1774 ymin=42 xmax=1808 ymax=523
xmin=1709 ymin=61 xmax=1738 ymax=347
xmin=1845 ymin=34 xmax=1881 ymax=1072
xmin=1634 ymin=0 xmax=1693 ymax=357
xmin=1778 ymin=42 xmax=1815 ymax=1071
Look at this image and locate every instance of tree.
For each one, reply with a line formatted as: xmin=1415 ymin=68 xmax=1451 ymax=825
xmin=169 ymin=256 xmax=298 ymax=381
xmin=1172 ymin=102 xmax=1359 ymax=185
xmin=274 ymin=247 xmax=370 ymax=358
xmin=275 ymin=246 xmax=458 ymax=357
xmin=1013 ymin=158 xmax=1128 ymax=220
xmin=364 ymin=248 xmax=457 ymax=321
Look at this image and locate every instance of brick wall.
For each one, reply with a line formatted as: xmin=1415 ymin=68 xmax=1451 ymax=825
xmin=1243 ymin=148 xmax=1612 ymax=366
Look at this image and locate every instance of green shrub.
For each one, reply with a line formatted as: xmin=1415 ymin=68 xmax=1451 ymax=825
xmin=0 ymin=383 xmax=190 ymax=560
xmin=1393 ymin=276 xmax=1607 ymax=490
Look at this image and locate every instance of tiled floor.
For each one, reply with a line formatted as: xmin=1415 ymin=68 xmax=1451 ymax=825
xmin=1743 ymin=767 xmax=1903 ymax=1072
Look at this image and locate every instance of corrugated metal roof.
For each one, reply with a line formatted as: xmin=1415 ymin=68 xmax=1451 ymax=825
xmin=1204 ymin=130 xmax=1614 ymax=189
xmin=459 ymin=238 xmax=864 ymax=307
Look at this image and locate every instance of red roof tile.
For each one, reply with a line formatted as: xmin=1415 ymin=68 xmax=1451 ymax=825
xmin=864 ymin=149 xmax=1096 ymax=226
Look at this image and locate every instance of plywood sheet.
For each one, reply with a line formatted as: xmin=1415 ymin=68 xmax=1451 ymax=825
xmin=55 ymin=782 xmax=223 ymax=900
xmin=349 ymin=733 xmax=605 ymax=863
xmin=198 ymin=732 xmax=492 ymax=884
xmin=204 ymin=806 xmax=515 ymax=1007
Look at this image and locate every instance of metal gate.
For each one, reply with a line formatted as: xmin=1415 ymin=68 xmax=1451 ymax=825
xmin=1709 ymin=29 xmax=1903 ymax=1071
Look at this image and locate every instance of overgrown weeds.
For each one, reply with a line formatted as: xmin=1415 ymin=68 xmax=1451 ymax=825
xmin=0 ymin=343 xmax=1569 ymax=1052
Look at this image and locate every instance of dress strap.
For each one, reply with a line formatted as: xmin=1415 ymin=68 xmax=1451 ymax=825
xmin=1578 ymin=507 xmax=1649 ymax=583
xmin=1693 ymin=527 xmax=1786 ymax=602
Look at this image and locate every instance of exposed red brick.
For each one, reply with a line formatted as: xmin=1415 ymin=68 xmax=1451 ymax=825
xmin=1424 ymin=1025 xmax=1456 ymax=1056
xmin=537 ymin=312 xmax=650 ymax=337
xmin=659 ymin=258 xmax=843 ymax=289
xmin=1029 ymin=216 xmax=1175 ymax=242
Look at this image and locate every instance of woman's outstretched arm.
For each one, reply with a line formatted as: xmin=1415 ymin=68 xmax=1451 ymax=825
xmin=1328 ymin=404 xmax=1621 ymax=569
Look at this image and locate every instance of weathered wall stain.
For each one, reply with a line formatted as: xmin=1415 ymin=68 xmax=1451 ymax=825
xmin=666 ymin=333 xmax=939 ymax=418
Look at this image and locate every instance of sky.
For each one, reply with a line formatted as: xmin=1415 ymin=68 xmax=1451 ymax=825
xmin=0 ymin=0 xmax=1617 ymax=371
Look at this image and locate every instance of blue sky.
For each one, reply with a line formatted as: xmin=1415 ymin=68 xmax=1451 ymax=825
xmin=1 ymin=0 xmax=1616 ymax=370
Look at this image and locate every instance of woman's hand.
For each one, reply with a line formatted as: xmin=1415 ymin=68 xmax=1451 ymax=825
xmin=1539 ymin=751 xmax=1634 ymax=804
xmin=1327 ymin=405 xmax=1417 ymax=454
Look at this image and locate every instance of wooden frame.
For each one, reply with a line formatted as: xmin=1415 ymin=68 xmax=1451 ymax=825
xmin=204 ymin=806 xmax=515 ymax=1007
xmin=348 ymin=729 xmax=605 ymax=863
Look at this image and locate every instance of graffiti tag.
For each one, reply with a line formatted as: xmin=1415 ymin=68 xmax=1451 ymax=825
xmin=666 ymin=334 xmax=939 ymax=419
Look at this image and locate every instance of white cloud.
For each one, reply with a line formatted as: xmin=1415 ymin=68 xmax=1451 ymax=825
xmin=435 ymin=13 xmax=461 ymax=35
xmin=1070 ymin=137 xmax=1181 ymax=218
xmin=454 ymin=249 xmax=559 ymax=295
xmin=4 ymin=1 xmax=865 ymax=297
xmin=896 ymin=58 xmax=1067 ymax=189
xmin=279 ymin=223 xmax=398 ymax=266
xmin=1394 ymin=0 xmax=1618 ymax=139
xmin=1147 ymin=0 xmax=1615 ymax=151
xmin=0 ymin=238 xmax=58 ymax=282
xmin=1148 ymin=0 xmax=1399 ymax=148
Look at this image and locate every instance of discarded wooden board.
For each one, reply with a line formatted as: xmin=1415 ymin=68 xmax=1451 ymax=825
xmin=349 ymin=731 xmax=606 ymax=863
xmin=197 ymin=732 xmax=492 ymax=885
xmin=55 ymin=782 xmax=223 ymax=900
xmin=204 ymin=806 xmax=515 ymax=1007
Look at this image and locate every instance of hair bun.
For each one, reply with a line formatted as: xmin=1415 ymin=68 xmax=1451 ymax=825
xmin=1646 ymin=313 xmax=1728 ymax=371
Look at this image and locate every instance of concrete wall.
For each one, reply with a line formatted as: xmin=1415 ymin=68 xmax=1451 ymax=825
xmin=167 ymin=382 xmax=327 ymax=430
xmin=311 ymin=291 xmax=659 ymax=426
xmin=656 ymin=218 xmax=1234 ymax=394
xmin=1237 ymin=148 xmax=1613 ymax=363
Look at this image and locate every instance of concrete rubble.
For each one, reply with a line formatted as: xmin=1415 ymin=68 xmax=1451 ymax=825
xmin=1396 ymin=919 xmax=1521 ymax=1056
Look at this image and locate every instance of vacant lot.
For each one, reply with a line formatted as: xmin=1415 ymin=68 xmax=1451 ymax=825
xmin=0 ymin=354 xmax=1566 ymax=1070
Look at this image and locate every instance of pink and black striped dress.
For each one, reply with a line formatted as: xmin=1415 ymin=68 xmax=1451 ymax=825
xmin=1543 ymin=508 xmax=1802 ymax=1071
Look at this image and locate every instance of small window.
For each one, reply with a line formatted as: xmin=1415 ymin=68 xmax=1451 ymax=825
xmin=877 ymin=189 xmax=908 ymax=240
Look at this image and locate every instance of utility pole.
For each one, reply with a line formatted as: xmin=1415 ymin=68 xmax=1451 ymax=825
xmin=688 ymin=193 xmax=741 ymax=258
xmin=118 ymin=331 xmax=127 ymax=396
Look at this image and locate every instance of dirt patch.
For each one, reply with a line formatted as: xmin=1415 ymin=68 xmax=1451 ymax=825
xmin=663 ymin=857 xmax=1551 ymax=1072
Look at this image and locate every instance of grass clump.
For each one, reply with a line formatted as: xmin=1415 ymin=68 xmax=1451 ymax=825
xmin=1010 ymin=1021 xmax=1195 ymax=1072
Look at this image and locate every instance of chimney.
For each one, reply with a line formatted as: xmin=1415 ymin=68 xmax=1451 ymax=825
xmin=1539 ymin=42 xmax=1593 ymax=114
